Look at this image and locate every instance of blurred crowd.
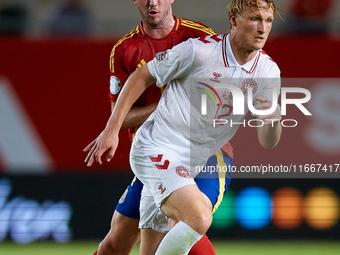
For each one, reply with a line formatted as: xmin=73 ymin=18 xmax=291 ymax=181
xmin=0 ymin=0 xmax=339 ymax=37
xmin=0 ymin=0 xmax=92 ymax=36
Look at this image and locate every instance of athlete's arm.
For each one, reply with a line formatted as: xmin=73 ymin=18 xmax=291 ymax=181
xmin=111 ymin=102 xmax=157 ymax=129
xmin=249 ymin=95 xmax=282 ymax=149
xmin=84 ymin=65 xmax=156 ymax=166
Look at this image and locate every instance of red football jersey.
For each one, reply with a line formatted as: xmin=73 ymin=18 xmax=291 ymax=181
xmin=109 ymin=17 xmax=214 ymax=138
xmin=108 ymin=16 xmax=233 ymax=158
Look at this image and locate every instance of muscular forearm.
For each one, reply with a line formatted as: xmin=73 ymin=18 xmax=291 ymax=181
xmin=83 ymin=66 xmax=155 ymax=167
xmin=256 ymin=120 xmax=282 ymax=149
xmin=104 ymin=65 xmax=156 ymax=135
xmin=250 ymin=96 xmax=282 ymax=149
xmin=111 ymin=102 xmax=157 ymax=129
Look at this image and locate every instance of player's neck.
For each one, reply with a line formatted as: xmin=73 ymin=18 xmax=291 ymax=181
xmin=229 ymin=34 xmax=258 ymax=65
xmin=232 ymin=46 xmax=258 ymax=66
xmin=142 ymin=16 xmax=175 ymax=39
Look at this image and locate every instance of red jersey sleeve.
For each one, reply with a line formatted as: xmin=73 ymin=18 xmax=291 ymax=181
xmin=108 ymin=44 xmax=129 ymax=102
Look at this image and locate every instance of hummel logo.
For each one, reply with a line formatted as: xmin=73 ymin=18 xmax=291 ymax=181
xmin=210 ymin=72 xmax=222 ymax=83
xmin=158 ymin=183 xmax=166 ymax=194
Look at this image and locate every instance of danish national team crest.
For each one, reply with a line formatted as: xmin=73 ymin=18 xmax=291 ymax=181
xmin=155 ymin=51 xmax=168 ymax=65
xmin=176 ymin=166 xmax=190 ymax=178
xmin=241 ymin=78 xmax=258 ymax=94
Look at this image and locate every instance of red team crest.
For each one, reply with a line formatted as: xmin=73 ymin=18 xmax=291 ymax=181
xmin=241 ymin=78 xmax=258 ymax=94
xmin=176 ymin=166 xmax=190 ymax=178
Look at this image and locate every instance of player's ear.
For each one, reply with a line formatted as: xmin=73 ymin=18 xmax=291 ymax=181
xmin=132 ymin=0 xmax=137 ymax=5
xmin=230 ymin=14 xmax=237 ymax=27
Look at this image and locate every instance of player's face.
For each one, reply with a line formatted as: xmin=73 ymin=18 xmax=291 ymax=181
xmin=231 ymin=0 xmax=274 ymax=51
xmin=133 ymin=0 xmax=175 ymax=28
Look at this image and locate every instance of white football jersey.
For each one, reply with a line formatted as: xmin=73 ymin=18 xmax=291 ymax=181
xmin=131 ymin=34 xmax=281 ymax=174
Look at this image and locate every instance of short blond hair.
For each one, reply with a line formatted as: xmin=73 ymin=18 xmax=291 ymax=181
xmin=228 ymin=0 xmax=277 ymax=17
xmin=227 ymin=0 xmax=280 ymax=31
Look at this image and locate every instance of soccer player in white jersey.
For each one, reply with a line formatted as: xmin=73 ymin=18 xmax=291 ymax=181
xmin=85 ymin=0 xmax=282 ymax=254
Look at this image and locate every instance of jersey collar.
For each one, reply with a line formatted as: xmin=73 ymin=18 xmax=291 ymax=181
xmin=223 ymin=34 xmax=260 ymax=74
xmin=139 ymin=16 xmax=180 ymax=36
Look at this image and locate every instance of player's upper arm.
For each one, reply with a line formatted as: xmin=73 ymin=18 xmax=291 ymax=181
xmin=111 ymin=101 xmax=116 ymax=112
xmin=147 ymin=39 xmax=195 ymax=87
xmin=109 ymin=45 xmax=129 ymax=102
xmin=259 ymin=61 xmax=281 ymax=102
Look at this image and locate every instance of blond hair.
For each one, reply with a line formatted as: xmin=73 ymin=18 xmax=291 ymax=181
xmin=228 ymin=0 xmax=277 ymax=17
xmin=227 ymin=0 xmax=281 ymax=31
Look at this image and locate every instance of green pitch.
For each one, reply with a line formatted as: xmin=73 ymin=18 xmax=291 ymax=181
xmin=1 ymin=240 xmax=340 ymax=255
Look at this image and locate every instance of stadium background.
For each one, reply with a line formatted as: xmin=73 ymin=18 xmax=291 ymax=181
xmin=0 ymin=0 xmax=340 ymax=254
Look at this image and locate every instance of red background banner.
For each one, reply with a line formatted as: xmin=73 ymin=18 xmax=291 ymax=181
xmin=0 ymin=36 xmax=339 ymax=173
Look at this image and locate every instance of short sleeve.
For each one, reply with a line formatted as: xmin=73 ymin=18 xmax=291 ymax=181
xmin=147 ymin=39 xmax=195 ymax=87
xmin=260 ymin=62 xmax=281 ymax=102
xmin=108 ymin=45 xmax=129 ymax=102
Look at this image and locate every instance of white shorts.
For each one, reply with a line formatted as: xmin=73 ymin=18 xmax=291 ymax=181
xmin=138 ymin=187 xmax=170 ymax=233
xmin=130 ymin=149 xmax=196 ymax=208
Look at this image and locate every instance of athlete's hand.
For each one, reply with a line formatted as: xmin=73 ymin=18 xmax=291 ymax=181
xmin=83 ymin=129 xmax=119 ymax=167
xmin=252 ymin=96 xmax=281 ymax=125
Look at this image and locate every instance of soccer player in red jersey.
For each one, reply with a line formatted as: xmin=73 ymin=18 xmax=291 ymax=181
xmin=85 ymin=0 xmax=233 ymax=254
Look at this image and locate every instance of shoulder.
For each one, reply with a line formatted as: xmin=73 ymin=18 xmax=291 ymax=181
xmin=177 ymin=17 xmax=216 ymax=37
xmin=112 ymin=25 xmax=141 ymax=53
xmin=260 ymin=50 xmax=276 ymax=64
xmin=109 ymin=25 xmax=141 ymax=72
xmin=175 ymin=34 xmax=223 ymax=67
xmin=189 ymin=34 xmax=224 ymax=52
xmin=258 ymin=50 xmax=280 ymax=75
